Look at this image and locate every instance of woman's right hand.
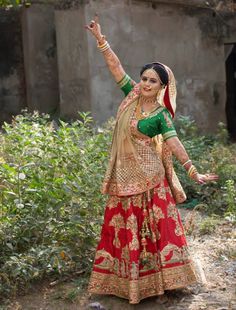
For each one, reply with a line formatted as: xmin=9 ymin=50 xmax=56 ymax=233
xmin=85 ymin=14 xmax=103 ymax=42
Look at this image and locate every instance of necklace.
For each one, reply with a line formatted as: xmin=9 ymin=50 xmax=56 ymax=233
xmin=136 ymin=98 xmax=160 ymax=120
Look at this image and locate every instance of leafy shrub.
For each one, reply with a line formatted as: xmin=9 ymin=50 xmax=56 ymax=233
xmin=0 ymin=111 xmax=235 ymax=300
xmin=0 ymin=0 xmax=30 ymax=7
xmin=0 ymin=111 xmax=112 ymax=299
xmin=174 ymin=116 xmax=236 ymax=215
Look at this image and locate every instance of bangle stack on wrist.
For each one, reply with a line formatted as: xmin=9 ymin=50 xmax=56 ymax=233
xmin=182 ymin=159 xmax=198 ymax=179
xmin=97 ymin=36 xmax=110 ymax=52
xmin=187 ymin=165 xmax=198 ymax=179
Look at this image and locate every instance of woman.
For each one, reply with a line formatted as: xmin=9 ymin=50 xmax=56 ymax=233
xmin=85 ymin=15 xmax=218 ymax=304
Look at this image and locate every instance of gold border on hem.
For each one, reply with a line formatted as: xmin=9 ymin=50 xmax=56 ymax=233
xmin=88 ymin=263 xmax=197 ymax=304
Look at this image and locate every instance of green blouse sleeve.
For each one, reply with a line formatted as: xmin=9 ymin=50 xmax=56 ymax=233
xmin=137 ymin=108 xmax=177 ymax=140
xmin=117 ymin=74 xmax=135 ymax=96
xmin=159 ymin=109 xmax=177 ymax=141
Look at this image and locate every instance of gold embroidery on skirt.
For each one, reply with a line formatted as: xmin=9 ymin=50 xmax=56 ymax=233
xmin=152 ymin=204 xmax=165 ymax=240
xmin=107 ymin=196 xmax=120 ymax=209
xmin=121 ymin=245 xmax=130 ymax=277
xmin=160 ymin=243 xmax=190 ymax=265
xmin=88 ymin=262 xmax=197 ymax=304
xmin=153 ymin=204 xmax=165 ymax=223
xmin=113 ymin=258 xmax=120 ymax=276
xmin=109 ymin=214 xmax=125 ymax=248
xmin=153 ymin=180 xmax=172 ymax=199
xmin=130 ymin=262 xmax=139 ymax=280
xmin=121 ymin=260 xmax=126 ymax=278
xmin=167 ymin=202 xmax=184 ymax=236
xmin=131 ymin=194 xmax=143 ymax=208
xmin=95 ymin=249 xmax=114 ymax=270
xmin=120 ymin=197 xmax=130 ymax=211
xmin=148 ymin=209 xmax=158 ymax=242
xmin=140 ymin=252 xmax=160 ymax=272
xmin=127 ymin=214 xmax=139 ymax=250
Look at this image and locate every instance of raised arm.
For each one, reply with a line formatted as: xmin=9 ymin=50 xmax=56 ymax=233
xmin=85 ymin=14 xmax=126 ymax=83
xmin=166 ymin=136 xmax=218 ymax=184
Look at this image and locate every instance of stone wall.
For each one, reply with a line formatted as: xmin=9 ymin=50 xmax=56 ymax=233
xmin=22 ymin=4 xmax=59 ymax=115
xmin=55 ymin=7 xmax=91 ymax=120
xmin=55 ymin=0 xmax=236 ymax=131
xmin=0 ymin=9 xmax=26 ymax=124
xmin=0 ymin=0 xmax=236 ymax=133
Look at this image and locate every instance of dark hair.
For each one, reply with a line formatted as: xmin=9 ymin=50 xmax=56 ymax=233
xmin=140 ymin=62 xmax=169 ymax=85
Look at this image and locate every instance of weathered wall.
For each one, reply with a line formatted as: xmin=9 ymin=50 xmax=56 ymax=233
xmin=0 ymin=9 xmax=26 ymax=124
xmin=55 ymin=7 xmax=91 ymax=120
xmin=22 ymin=4 xmax=59 ymax=115
xmin=1 ymin=0 xmax=235 ymax=133
xmin=54 ymin=0 xmax=236 ymax=131
xmin=81 ymin=0 xmax=233 ymax=131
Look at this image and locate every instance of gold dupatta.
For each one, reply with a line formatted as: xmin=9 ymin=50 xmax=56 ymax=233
xmin=102 ymin=64 xmax=186 ymax=204
xmin=101 ymin=92 xmax=165 ymax=196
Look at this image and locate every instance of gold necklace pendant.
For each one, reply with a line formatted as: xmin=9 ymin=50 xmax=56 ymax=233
xmin=135 ymin=98 xmax=160 ymax=120
xmin=141 ymin=109 xmax=151 ymax=117
xmin=135 ymin=101 xmax=145 ymax=120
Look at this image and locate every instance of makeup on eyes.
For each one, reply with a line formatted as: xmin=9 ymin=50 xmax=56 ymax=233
xmin=141 ymin=76 xmax=158 ymax=84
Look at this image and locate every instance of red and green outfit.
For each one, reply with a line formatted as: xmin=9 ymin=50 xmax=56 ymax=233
xmin=88 ymin=74 xmax=197 ymax=304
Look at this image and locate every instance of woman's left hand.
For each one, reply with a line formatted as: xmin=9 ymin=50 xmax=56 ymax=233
xmin=192 ymin=173 xmax=219 ymax=184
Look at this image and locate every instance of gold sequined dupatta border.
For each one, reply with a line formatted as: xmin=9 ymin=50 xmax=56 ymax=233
xmin=154 ymin=136 xmax=186 ymax=204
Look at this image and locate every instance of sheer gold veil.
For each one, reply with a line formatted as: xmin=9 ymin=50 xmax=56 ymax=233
xmin=154 ymin=63 xmax=186 ymax=203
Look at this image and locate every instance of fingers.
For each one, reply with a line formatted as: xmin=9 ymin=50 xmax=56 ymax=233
xmin=205 ymin=173 xmax=219 ymax=181
xmin=198 ymin=173 xmax=219 ymax=184
xmin=85 ymin=20 xmax=96 ymax=32
xmin=85 ymin=14 xmax=100 ymax=32
xmin=198 ymin=179 xmax=206 ymax=185
xmin=193 ymin=172 xmax=219 ymax=185
xmin=94 ymin=12 xmax=99 ymax=23
xmin=90 ymin=20 xmax=95 ymax=28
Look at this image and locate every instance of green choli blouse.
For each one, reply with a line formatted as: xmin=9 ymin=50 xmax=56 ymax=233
xmin=117 ymin=74 xmax=177 ymax=141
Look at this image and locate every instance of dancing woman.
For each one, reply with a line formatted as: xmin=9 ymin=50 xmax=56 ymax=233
xmin=85 ymin=15 xmax=218 ymax=304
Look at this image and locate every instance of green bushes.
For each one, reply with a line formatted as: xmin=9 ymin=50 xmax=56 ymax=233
xmin=0 ymin=111 xmax=235 ymax=299
xmin=0 ymin=0 xmax=30 ymax=7
xmin=174 ymin=116 xmax=236 ymax=215
xmin=0 ymin=111 xmax=112 ymax=299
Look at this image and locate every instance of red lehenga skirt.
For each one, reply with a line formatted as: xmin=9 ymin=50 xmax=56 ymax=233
xmin=88 ymin=178 xmax=197 ymax=304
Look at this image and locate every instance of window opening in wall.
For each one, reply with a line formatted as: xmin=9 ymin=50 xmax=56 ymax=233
xmin=225 ymin=43 xmax=236 ymax=142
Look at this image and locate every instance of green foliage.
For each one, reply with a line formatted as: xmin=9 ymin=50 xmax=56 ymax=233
xmin=0 ymin=111 xmax=112 ymax=299
xmin=0 ymin=112 xmax=235 ymax=300
xmin=224 ymin=180 xmax=236 ymax=218
xmin=174 ymin=116 xmax=236 ymax=215
xmin=0 ymin=0 xmax=30 ymax=7
xmin=198 ymin=215 xmax=221 ymax=235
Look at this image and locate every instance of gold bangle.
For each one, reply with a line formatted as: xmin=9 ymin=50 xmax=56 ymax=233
xmin=188 ymin=167 xmax=195 ymax=177
xmin=182 ymin=159 xmax=192 ymax=167
xmin=187 ymin=165 xmax=196 ymax=175
xmin=97 ymin=35 xmax=107 ymax=47
xmin=187 ymin=165 xmax=198 ymax=178
xmin=99 ymin=42 xmax=110 ymax=53
xmin=98 ymin=41 xmax=107 ymax=49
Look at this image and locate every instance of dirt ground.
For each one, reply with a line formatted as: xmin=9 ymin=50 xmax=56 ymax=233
xmin=2 ymin=209 xmax=236 ymax=310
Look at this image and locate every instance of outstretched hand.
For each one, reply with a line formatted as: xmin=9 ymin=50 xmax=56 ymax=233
xmin=192 ymin=172 xmax=219 ymax=185
xmin=85 ymin=13 xmax=103 ymax=41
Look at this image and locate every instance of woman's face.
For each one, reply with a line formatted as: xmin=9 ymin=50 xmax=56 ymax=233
xmin=140 ymin=69 xmax=162 ymax=98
